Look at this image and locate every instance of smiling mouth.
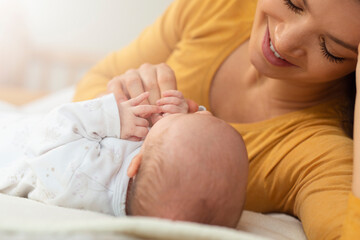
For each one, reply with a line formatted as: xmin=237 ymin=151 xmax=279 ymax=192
xmin=262 ymin=25 xmax=295 ymax=67
xmin=269 ymin=39 xmax=284 ymax=60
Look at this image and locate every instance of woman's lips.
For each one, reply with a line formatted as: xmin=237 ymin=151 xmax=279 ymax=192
xmin=262 ymin=27 xmax=295 ymax=67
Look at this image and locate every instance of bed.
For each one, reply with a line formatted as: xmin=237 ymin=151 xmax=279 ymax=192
xmin=0 ymin=86 xmax=307 ymax=240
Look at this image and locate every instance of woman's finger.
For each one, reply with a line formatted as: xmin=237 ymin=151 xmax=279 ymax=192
xmin=153 ymin=63 xmax=177 ymax=126
xmin=156 ymin=63 xmax=177 ymax=94
xmin=139 ymin=63 xmax=163 ymax=124
xmin=123 ymin=69 xmax=147 ymax=102
xmin=139 ymin=63 xmax=161 ymax=105
xmin=107 ymin=76 xmax=129 ymax=102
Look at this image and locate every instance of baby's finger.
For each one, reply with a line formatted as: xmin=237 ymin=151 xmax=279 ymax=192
xmin=156 ymin=97 xmax=183 ymax=106
xmin=160 ymin=105 xmax=186 ymax=114
xmin=133 ymin=105 xmax=161 ymax=118
xmin=150 ymin=113 xmax=163 ymax=125
xmin=127 ymin=136 xmax=143 ymax=141
xmin=162 ymin=90 xmax=184 ymax=99
xmin=133 ymin=126 xmax=150 ymax=139
xmin=127 ymin=92 xmax=150 ymax=106
xmin=187 ymin=99 xmax=199 ymax=113
xmin=134 ymin=117 xmax=149 ymax=128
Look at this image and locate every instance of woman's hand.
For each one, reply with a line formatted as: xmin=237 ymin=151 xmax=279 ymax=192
xmin=352 ymin=43 xmax=360 ymax=198
xmin=107 ymin=63 xmax=177 ymax=124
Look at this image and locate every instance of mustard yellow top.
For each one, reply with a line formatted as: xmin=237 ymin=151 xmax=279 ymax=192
xmin=73 ymin=0 xmax=360 ymax=239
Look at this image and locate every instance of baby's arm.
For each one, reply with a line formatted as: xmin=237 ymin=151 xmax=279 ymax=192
xmin=28 ymin=93 xmax=160 ymax=155
xmin=27 ymin=95 xmax=123 ymax=156
xmin=22 ymin=95 xmax=146 ymax=214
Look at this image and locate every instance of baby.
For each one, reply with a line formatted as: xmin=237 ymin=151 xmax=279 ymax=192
xmin=0 ymin=91 xmax=248 ymax=228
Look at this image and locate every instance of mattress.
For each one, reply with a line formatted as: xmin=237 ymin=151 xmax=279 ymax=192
xmin=0 ymin=87 xmax=306 ymax=240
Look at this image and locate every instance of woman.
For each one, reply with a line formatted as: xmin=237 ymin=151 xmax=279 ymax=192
xmin=73 ymin=0 xmax=360 ymax=239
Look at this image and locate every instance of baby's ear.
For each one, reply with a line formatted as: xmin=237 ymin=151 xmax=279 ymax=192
xmin=127 ymin=153 xmax=143 ymax=177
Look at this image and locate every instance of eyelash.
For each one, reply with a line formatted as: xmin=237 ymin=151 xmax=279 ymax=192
xmin=319 ymin=39 xmax=345 ymax=64
xmin=282 ymin=0 xmax=345 ymax=64
xmin=283 ymin=0 xmax=303 ymax=14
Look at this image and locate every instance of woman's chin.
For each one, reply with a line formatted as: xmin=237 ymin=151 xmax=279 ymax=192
xmin=249 ymin=53 xmax=276 ymax=78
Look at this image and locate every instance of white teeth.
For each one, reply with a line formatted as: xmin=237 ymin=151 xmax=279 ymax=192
xmin=269 ymin=40 xmax=284 ymax=60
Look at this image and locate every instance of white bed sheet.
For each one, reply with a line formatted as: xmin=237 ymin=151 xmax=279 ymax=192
xmin=0 ymin=87 xmax=306 ymax=240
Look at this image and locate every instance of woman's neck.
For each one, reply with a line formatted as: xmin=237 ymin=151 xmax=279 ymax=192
xmin=249 ymin=68 xmax=348 ymax=116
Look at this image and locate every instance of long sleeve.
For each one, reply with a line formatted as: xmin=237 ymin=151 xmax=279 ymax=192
xmin=341 ymin=192 xmax=360 ymax=239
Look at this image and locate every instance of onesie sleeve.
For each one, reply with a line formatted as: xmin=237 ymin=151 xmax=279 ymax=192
xmin=20 ymin=94 xmax=141 ymax=215
xmin=27 ymin=94 xmax=120 ymax=156
xmin=73 ymin=0 xmax=185 ymax=101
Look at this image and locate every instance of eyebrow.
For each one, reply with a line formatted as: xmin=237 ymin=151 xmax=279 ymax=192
xmin=327 ymin=34 xmax=358 ymax=54
xmin=302 ymin=0 xmax=358 ymax=54
xmin=302 ymin=0 xmax=309 ymax=9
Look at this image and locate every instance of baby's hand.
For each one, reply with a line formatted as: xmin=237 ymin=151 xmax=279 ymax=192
xmin=156 ymin=90 xmax=189 ymax=117
xmin=118 ymin=92 xmax=161 ymax=141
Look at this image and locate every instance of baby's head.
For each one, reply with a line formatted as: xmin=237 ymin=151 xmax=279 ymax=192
xmin=126 ymin=113 xmax=248 ymax=228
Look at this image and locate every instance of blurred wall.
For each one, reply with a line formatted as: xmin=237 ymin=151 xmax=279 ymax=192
xmin=0 ymin=0 xmax=173 ymax=91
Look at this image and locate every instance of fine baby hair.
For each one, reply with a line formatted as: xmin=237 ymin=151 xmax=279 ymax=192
xmin=126 ymin=113 xmax=249 ymax=228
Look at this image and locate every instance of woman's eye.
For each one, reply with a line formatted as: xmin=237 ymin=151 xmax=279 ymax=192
xmin=319 ymin=39 xmax=345 ymax=64
xmin=282 ymin=1 xmax=346 ymax=64
xmin=283 ymin=0 xmax=303 ymax=15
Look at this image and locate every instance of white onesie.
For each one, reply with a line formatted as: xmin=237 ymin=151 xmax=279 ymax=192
xmin=0 ymin=94 xmax=141 ymax=216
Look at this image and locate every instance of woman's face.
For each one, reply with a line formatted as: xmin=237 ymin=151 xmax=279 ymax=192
xmin=249 ymin=0 xmax=360 ymax=83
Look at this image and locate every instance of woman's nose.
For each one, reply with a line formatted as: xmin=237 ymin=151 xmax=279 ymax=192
xmin=273 ymin=22 xmax=307 ymax=58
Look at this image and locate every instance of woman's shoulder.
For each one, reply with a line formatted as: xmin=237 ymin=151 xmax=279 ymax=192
xmin=176 ymin=0 xmax=257 ymax=14
xmin=279 ymin=98 xmax=354 ymax=156
xmin=173 ymin=0 xmax=257 ymax=33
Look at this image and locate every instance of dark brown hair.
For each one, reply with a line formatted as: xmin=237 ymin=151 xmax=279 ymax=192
xmin=342 ymin=72 xmax=356 ymax=138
